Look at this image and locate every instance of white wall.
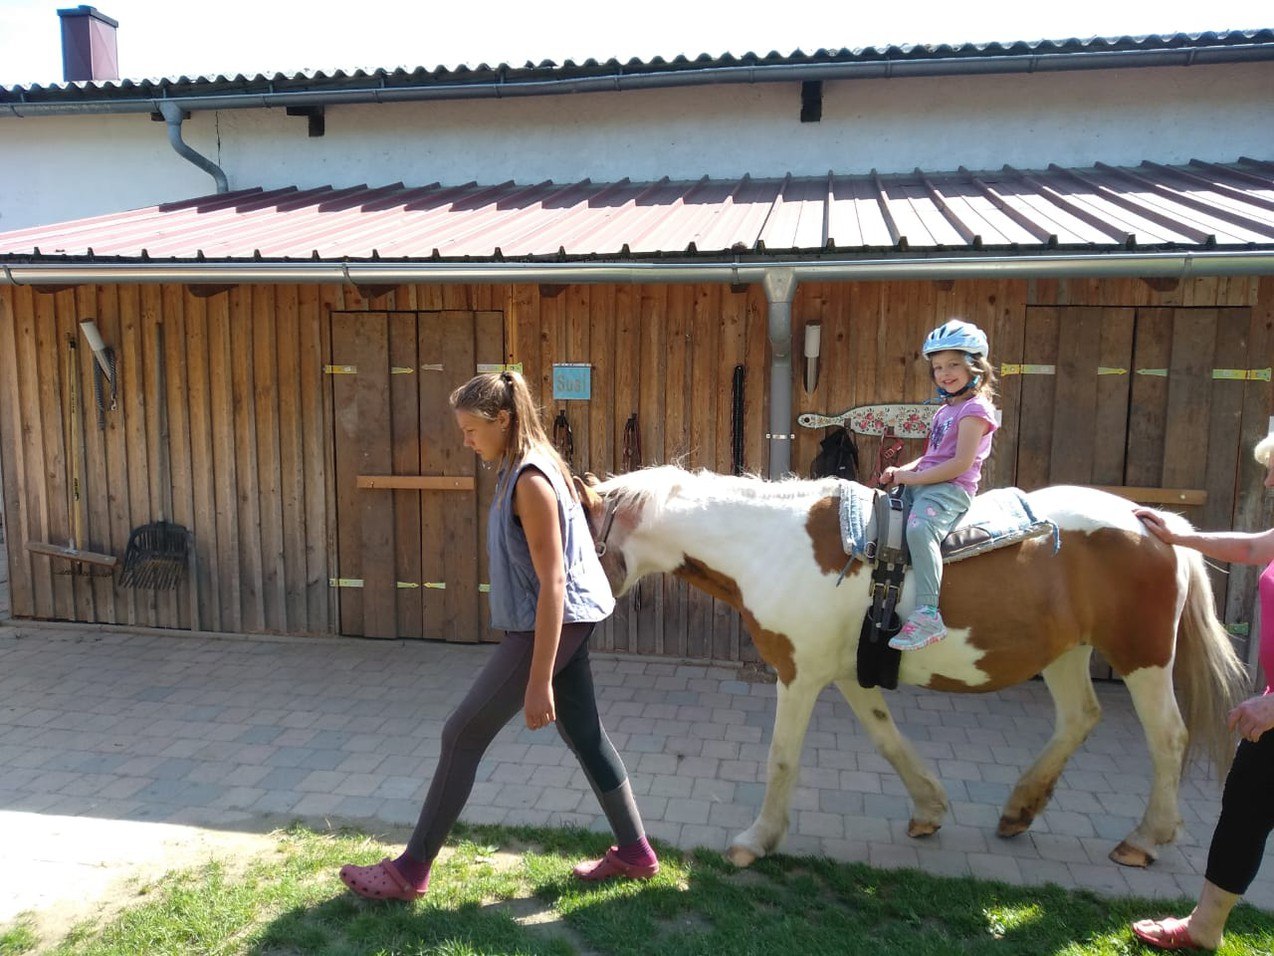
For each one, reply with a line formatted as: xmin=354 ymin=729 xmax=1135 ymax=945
xmin=1 ymin=61 xmax=1271 ymax=231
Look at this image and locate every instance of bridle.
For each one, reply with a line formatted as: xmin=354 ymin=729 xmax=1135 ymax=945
xmin=594 ymin=498 xmax=619 ymax=557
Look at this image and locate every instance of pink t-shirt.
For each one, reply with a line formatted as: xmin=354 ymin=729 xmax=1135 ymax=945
xmin=1260 ymin=560 xmax=1274 ymax=695
xmin=914 ymin=394 xmax=998 ymax=495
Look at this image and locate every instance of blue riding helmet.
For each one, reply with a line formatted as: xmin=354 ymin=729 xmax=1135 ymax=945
xmin=922 ymin=319 xmax=989 ymax=359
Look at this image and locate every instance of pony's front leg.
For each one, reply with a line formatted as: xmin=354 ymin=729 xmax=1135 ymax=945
xmin=833 ymin=679 xmax=948 ymax=836
xmin=726 ymin=676 xmax=824 ymax=867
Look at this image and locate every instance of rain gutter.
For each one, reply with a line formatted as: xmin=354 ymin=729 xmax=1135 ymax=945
xmin=5 ymin=43 xmax=1273 ymax=117
xmin=2 ymin=249 xmax=1272 ymax=286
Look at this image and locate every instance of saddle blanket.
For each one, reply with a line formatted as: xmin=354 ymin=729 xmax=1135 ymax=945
xmin=837 ymin=482 xmax=1059 ymax=564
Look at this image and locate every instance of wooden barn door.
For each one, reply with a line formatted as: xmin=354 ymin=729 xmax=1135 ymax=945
xmin=329 ymin=310 xmax=503 ymax=642
xmin=1014 ymin=305 xmax=1260 ymax=676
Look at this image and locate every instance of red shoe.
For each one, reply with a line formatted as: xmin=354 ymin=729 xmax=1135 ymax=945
xmin=572 ymin=846 xmax=659 ymax=882
xmin=1131 ymin=918 xmax=1212 ymax=951
xmin=339 ymin=857 xmax=425 ymax=901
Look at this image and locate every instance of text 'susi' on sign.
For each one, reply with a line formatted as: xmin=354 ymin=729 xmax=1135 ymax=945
xmin=553 ymin=364 xmax=592 ymax=400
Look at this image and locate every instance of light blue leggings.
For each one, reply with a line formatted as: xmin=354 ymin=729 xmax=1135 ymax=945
xmin=904 ymin=482 xmax=972 ymax=608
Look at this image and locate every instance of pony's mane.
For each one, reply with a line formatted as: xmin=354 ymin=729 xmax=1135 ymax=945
xmin=596 ymin=465 xmax=841 ymax=524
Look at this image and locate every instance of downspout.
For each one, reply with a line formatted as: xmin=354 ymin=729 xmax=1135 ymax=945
xmin=158 ymin=101 xmax=227 ymax=194
xmin=763 ymin=268 xmax=797 ymax=479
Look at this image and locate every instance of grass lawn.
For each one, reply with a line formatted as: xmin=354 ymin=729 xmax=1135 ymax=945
xmin=4 ymin=822 xmax=1273 ymax=955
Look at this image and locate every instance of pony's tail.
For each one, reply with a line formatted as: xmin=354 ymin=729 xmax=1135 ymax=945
xmin=1173 ymin=545 xmax=1250 ymax=780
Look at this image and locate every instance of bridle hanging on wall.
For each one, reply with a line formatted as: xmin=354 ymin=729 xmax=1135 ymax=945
xmin=622 ymin=413 xmax=641 ymax=473
xmin=553 ymin=409 xmax=574 ymax=468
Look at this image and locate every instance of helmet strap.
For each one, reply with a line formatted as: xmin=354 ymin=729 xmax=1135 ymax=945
xmin=937 ymin=374 xmax=980 ymax=399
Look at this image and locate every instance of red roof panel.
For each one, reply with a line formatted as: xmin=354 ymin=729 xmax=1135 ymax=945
xmin=2 ymin=160 xmax=1271 ymax=262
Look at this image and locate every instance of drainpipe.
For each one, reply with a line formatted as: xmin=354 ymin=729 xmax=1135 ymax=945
xmin=158 ymin=100 xmax=227 ymax=194
xmin=763 ymin=268 xmax=797 ymax=479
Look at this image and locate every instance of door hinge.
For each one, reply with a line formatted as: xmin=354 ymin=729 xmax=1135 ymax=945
xmin=999 ymin=364 xmax=1055 ymax=376
xmin=324 ymin=364 xmax=357 ymax=375
xmin=1213 ymin=368 xmax=1272 ymax=382
xmin=477 ymin=362 xmax=524 ymax=374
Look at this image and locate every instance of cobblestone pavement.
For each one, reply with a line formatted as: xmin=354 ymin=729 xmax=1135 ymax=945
xmin=2 ymin=621 xmax=1271 ymax=924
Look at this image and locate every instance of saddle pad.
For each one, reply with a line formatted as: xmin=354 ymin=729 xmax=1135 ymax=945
xmin=837 ymin=482 xmax=1058 ymax=564
xmin=940 ymin=487 xmax=1059 ymax=563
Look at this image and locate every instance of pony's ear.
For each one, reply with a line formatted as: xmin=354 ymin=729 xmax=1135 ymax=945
xmin=572 ymin=475 xmax=603 ymax=514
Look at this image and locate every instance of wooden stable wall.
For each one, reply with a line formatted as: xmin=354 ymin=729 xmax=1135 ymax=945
xmin=1 ymin=274 xmax=1271 ymax=666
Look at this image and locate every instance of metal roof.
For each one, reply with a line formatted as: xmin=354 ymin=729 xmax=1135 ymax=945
xmin=1 ymin=158 xmax=1272 ymax=266
xmin=3 ymin=30 xmax=1271 ymax=107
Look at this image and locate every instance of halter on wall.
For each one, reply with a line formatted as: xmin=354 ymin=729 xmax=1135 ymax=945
xmin=594 ymin=499 xmax=618 ymax=557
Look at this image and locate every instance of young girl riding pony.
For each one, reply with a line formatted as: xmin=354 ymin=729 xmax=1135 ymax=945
xmin=880 ymin=319 xmax=998 ymax=651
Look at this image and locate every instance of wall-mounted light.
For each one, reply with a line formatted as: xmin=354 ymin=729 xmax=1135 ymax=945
xmin=803 ymin=322 xmax=822 ymax=392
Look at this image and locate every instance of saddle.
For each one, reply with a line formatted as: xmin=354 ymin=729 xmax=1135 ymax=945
xmin=838 ymin=483 xmax=1059 ymax=691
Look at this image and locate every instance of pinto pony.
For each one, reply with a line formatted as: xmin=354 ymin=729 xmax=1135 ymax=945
xmin=577 ymin=466 xmax=1249 ymax=868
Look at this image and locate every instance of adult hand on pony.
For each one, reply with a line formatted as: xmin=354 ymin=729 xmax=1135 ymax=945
xmin=1228 ymin=696 xmax=1274 ymax=744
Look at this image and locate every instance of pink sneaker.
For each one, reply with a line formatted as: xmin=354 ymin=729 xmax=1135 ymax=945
xmin=890 ymin=606 xmax=947 ymax=651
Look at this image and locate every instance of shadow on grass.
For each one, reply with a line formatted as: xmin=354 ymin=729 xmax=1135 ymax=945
xmin=50 ymin=821 xmax=1271 ymax=956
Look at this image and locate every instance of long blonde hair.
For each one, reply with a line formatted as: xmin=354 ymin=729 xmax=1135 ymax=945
xmin=449 ymin=370 xmax=576 ymax=499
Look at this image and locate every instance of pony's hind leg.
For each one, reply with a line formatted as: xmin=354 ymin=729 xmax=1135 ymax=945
xmin=998 ymin=645 xmax=1101 ymax=839
xmin=727 ymin=676 xmax=823 ymax=868
xmin=1111 ymin=664 xmax=1187 ymax=867
xmin=833 ymin=680 xmax=948 ymax=837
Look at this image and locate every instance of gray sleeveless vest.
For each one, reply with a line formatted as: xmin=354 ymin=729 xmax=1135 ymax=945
xmin=486 ymin=448 xmax=615 ymax=632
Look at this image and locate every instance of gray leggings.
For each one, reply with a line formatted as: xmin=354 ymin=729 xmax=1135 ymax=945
xmin=405 ymin=621 xmax=644 ymax=863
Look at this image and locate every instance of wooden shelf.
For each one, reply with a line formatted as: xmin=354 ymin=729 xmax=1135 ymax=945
xmin=1090 ymin=486 xmax=1207 ymax=506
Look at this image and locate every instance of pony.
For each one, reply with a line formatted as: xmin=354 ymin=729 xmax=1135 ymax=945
xmin=575 ymin=466 xmax=1249 ymax=869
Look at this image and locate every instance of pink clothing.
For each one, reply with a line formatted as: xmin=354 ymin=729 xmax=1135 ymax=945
xmin=1260 ymin=560 xmax=1274 ymax=694
xmin=914 ymin=394 xmax=999 ymax=495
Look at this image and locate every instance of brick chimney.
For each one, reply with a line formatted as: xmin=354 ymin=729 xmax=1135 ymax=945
xmin=57 ymin=6 xmax=119 ymax=82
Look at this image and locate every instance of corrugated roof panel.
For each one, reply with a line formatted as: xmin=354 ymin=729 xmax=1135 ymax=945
xmin=2 ymin=159 xmax=1272 ymax=262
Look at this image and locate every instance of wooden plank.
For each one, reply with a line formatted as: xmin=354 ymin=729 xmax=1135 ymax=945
xmin=353 ymin=313 xmax=397 ymax=638
xmin=716 ymin=285 xmax=748 ymax=661
xmin=274 ymin=284 xmax=307 ymax=634
xmin=439 ymin=310 xmax=479 ymax=642
xmin=296 ymin=284 xmax=328 ymax=633
xmin=57 ymin=287 xmax=96 ymax=622
xmin=161 ymin=284 xmax=193 ymax=628
xmin=33 ymin=290 xmax=75 ymax=620
xmin=588 ymin=285 xmax=615 ymax=477
xmin=183 ymin=287 xmax=219 ymax=632
xmin=637 ymin=285 xmax=667 ymax=657
xmin=1047 ymin=307 xmax=1102 ymax=485
xmin=25 ymin=540 xmax=117 ymax=566
xmin=226 ymin=287 xmax=263 ymax=631
xmin=1090 ymin=486 xmax=1207 ymax=505
xmin=1092 ymin=308 xmax=1135 ymax=486
xmin=685 ymin=282 xmax=718 ymax=660
xmin=1161 ymin=308 xmax=1217 ymax=532
xmin=357 ymin=475 xmax=475 ymax=490
xmin=119 ymin=284 xmax=152 ymax=625
xmin=1227 ymin=285 xmax=1274 ymax=650
xmin=205 ymin=289 xmax=241 ymax=631
xmin=389 ymin=311 xmax=422 ymax=639
xmin=416 ymin=309 xmax=450 ymax=641
xmin=610 ymin=284 xmax=639 ymax=653
xmin=249 ymin=285 xmax=285 ymax=631
xmin=562 ymin=285 xmax=590 ymax=473
xmin=984 ymin=278 xmax=1026 ymax=490
xmin=1125 ymin=308 xmax=1174 ymax=491
xmin=97 ymin=284 xmax=136 ymax=625
xmin=0 ymin=289 xmax=36 ymax=619
xmin=475 ymin=308 xmax=504 ymax=644
xmin=318 ymin=283 xmax=344 ymax=633
xmin=1014 ymin=307 xmax=1058 ymax=490
xmin=663 ymin=285 xmax=691 ymax=658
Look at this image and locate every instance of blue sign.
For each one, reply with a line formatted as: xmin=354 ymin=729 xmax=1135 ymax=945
xmin=552 ymin=364 xmax=592 ymax=400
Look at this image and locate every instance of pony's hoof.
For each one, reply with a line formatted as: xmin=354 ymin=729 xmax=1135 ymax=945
xmin=907 ymin=819 xmax=941 ymax=838
xmin=996 ymin=812 xmax=1034 ymax=838
xmin=1109 ymin=840 xmax=1154 ymax=868
xmin=725 ymin=845 xmax=759 ymax=868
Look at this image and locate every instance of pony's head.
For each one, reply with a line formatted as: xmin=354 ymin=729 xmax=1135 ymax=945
xmin=574 ymin=465 xmax=690 ymax=595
